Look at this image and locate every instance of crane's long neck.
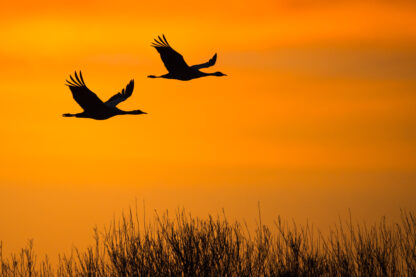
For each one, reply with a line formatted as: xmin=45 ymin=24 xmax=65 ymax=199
xmin=120 ymin=109 xmax=147 ymax=115
xmin=196 ymin=72 xmax=218 ymax=77
xmin=206 ymin=72 xmax=217 ymax=76
xmin=200 ymin=71 xmax=226 ymax=77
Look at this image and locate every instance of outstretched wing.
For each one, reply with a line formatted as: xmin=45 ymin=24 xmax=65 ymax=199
xmin=105 ymin=80 xmax=134 ymax=107
xmin=191 ymin=53 xmax=217 ymax=70
xmin=65 ymin=71 xmax=106 ymax=112
xmin=151 ymin=35 xmax=190 ymax=74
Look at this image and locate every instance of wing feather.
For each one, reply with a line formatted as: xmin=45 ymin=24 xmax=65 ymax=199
xmin=162 ymin=34 xmax=170 ymax=46
xmin=105 ymin=80 xmax=135 ymax=107
xmin=65 ymin=71 xmax=106 ymax=112
xmin=191 ymin=53 xmax=217 ymax=70
xmin=151 ymin=34 xmax=190 ymax=74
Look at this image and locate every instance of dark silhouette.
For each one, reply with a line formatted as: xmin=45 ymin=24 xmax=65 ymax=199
xmin=148 ymin=35 xmax=227 ymax=81
xmin=63 ymin=71 xmax=146 ymax=120
xmin=2 ymin=208 xmax=416 ymax=276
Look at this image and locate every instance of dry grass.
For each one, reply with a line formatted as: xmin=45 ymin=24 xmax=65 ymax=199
xmin=1 ymin=209 xmax=415 ymax=276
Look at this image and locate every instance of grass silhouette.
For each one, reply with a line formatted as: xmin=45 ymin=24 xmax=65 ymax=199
xmin=1 ymin=208 xmax=415 ymax=276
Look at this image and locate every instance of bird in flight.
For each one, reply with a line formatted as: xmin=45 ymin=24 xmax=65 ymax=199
xmin=63 ymin=71 xmax=146 ymax=120
xmin=148 ymin=35 xmax=227 ymax=81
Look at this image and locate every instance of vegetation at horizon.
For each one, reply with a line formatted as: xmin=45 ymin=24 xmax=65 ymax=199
xmin=1 ymin=208 xmax=415 ymax=276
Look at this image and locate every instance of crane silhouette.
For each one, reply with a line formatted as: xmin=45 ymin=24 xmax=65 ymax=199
xmin=148 ymin=35 xmax=227 ymax=81
xmin=63 ymin=71 xmax=146 ymax=120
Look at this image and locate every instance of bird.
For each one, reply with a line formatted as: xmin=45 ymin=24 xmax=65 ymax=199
xmin=63 ymin=71 xmax=147 ymax=120
xmin=148 ymin=35 xmax=227 ymax=81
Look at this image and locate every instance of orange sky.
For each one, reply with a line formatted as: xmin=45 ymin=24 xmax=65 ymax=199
xmin=0 ymin=0 xmax=416 ymax=262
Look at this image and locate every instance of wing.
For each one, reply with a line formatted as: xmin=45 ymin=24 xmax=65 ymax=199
xmin=65 ymin=71 xmax=106 ymax=112
xmin=105 ymin=80 xmax=134 ymax=107
xmin=191 ymin=53 xmax=217 ymax=70
xmin=151 ymin=35 xmax=190 ymax=74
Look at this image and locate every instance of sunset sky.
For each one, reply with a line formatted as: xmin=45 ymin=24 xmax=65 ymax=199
xmin=1 ymin=0 xmax=416 ymax=261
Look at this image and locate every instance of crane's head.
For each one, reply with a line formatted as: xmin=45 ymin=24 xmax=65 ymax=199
xmin=213 ymin=71 xmax=227 ymax=77
xmin=130 ymin=109 xmax=147 ymax=115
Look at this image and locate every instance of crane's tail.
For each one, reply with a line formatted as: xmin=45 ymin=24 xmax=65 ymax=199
xmin=62 ymin=113 xmax=75 ymax=117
